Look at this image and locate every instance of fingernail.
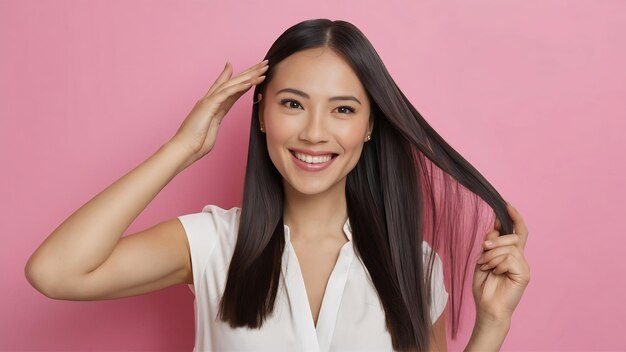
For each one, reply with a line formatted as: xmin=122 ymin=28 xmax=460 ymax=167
xmin=484 ymin=240 xmax=493 ymax=248
xmin=480 ymin=264 xmax=488 ymax=270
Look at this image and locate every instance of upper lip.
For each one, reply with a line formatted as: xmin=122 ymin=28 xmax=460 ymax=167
xmin=289 ymin=148 xmax=338 ymax=156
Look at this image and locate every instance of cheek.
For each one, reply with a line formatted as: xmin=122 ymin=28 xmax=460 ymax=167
xmin=265 ymin=119 xmax=293 ymax=152
xmin=336 ymin=124 xmax=369 ymax=171
xmin=263 ymin=111 xmax=294 ymax=168
xmin=336 ymin=123 xmax=367 ymax=151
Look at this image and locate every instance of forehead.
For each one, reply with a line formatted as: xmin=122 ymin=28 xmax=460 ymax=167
xmin=268 ymin=47 xmax=367 ymax=98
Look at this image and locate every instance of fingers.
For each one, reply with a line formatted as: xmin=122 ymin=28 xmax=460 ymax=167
xmin=201 ymin=59 xmax=268 ymax=116
xmin=484 ymin=228 xmax=500 ymax=242
xmin=507 ymin=202 xmax=529 ymax=249
xmin=475 ymin=206 xmax=531 ymax=285
xmin=482 ymin=233 xmax=519 ymax=251
xmin=477 ymin=242 xmax=522 ymax=266
xmin=231 ymin=59 xmax=269 ymax=77
xmin=205 ymin=61 xmax=234 ymax=97
xmin=491 ymin=251 xmax=530 ymax=284
xmin=218 ymin=61 xmax=268 ymax=92
xmin=204 ymin=59 xmax=269 ymax=99
xmin=211 ymin=75 xmax=266 ymax=108
xmin=478 ymin=253 xmax=507 ymax=271
xmin=475 ymin=202 xmax=529 ymax=271
xmin=491 ymin=255 xmax=525 ymax=276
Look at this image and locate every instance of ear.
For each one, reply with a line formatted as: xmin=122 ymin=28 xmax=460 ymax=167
xmin=367 ymin=115 xmax=374 ymax=135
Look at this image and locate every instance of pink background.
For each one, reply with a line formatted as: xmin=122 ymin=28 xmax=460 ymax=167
xmin=2 ymin=1 xmax=625 ymax=350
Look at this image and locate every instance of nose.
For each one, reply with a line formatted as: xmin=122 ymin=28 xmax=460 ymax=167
xmin=298 ymin=108 xmax=329 ymax=143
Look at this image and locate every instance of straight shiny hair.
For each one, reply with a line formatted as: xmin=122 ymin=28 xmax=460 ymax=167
xmin=218 ymin=18 xmax=513 ymax=351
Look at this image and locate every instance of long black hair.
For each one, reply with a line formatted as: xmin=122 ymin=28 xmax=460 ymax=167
xmin=218 ymin=18 xmax=513 ymax=351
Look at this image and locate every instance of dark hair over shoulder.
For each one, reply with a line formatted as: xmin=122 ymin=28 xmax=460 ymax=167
xmin=218 ymin=18 xmax=513 ymax=352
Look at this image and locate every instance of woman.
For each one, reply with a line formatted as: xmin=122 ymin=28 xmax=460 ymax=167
xmin=25 ymin=19 xmax=530 ymax=351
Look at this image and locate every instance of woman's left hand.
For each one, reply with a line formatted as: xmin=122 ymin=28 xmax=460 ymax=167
xmin=472 ymin=202 xmax=531 ymax=323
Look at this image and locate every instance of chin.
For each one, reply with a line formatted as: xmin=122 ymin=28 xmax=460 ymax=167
xmin=286 ymin=179 xmax=332 ymax=196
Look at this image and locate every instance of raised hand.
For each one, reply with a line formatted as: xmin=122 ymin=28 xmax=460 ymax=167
xmin=472 ymin=202 xmax=531 ymax=323
xmin=171 ymin=59 xmax=268 ymax=165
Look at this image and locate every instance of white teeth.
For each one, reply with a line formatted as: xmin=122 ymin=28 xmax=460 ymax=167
xmin=294 ymin=152 xmax=333 ymax=164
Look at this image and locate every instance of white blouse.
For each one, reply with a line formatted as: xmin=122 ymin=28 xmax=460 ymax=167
xmin=178 ymin=205 xmax=448 ymax=352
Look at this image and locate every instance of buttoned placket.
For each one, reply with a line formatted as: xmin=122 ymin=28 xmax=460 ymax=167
xmin=281 ymin=219 xmax=355 ymax=352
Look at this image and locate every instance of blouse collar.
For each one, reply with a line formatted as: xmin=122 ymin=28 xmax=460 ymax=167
xmin=283 ymin=218 xmax=352 ymax=242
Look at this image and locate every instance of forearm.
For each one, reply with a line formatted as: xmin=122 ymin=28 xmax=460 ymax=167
xmin=464 ymin=316 xmax=511 ymax=352
xmin=26 ymin=140 xmax=192 ymax=285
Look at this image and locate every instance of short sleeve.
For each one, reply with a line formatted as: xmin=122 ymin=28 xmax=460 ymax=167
xmin=177 ymin=204 xmax=240 ymax=295
xmin=422 ymin=241 xmax=449 ymax=324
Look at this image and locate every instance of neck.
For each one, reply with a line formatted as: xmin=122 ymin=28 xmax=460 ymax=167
xmin=283 ymin=178 xmax=349 ymax=242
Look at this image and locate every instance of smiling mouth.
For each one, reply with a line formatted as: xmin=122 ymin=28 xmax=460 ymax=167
xmin=289 ymin=150 xmax=338 ymax=164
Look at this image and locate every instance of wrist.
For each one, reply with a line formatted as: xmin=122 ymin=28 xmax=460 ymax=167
xmin=464 ymin=316 xmax=511 ymax=352
xmin=160 ymin=139 xmax=197 ymax=174
xmin=475 ymin=314 xmax=512 ymax=330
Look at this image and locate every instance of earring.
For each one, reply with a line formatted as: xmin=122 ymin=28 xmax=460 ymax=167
xmin=260 ymin=126 xmax=265 ymax=133
xmin=366 ymin=134 xmax=371 ymax=141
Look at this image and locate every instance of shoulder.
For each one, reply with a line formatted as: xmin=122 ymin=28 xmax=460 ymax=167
xmin=420 ymin=240 xmax=445 ymax=278
xmin=177 ymin=204 xmax=241 ymax=263
xmin=421 ymin=240 xmax=442 ymax=264
xmin=178 ymin=204 xmax=241 ymax=236
xmin=420 ymin=241 xmax=445 ymax=286
xmin=177 ymin=205 xmax=242 ymax=293
xmin=420 ymin=240 xmax=449 ymax=323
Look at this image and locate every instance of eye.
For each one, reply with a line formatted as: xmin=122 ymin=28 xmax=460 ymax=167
xmin=334 ymin=106 xmax=356 ymax=114
xmin=280 ymin=98 xmax=303 ymax=110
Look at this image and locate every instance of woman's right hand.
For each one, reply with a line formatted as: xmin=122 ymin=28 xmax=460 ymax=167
xmin=170 ymin=59 xmax=268 ymax=165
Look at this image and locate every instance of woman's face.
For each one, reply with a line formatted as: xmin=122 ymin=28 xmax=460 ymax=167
xmin=259 ymin=47 xmax=372 ymax=196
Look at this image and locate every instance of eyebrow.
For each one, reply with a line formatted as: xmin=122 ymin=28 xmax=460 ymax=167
xmin=276 ymin=88 xmax=362 ymax=105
